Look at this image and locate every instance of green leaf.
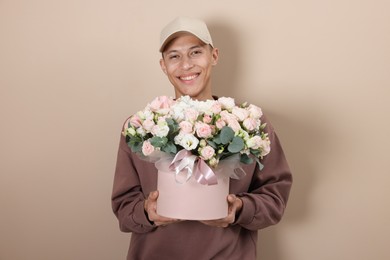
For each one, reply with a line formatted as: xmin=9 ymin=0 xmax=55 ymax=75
xmin=165 ymin=118 xmax=175 ymax=125
xmin=227 ymin=136 xmax=245 ymax=153
xmin=206 ymin=140 xmax=217 ymax=149
xmin=253 ymin=157 xmax=264 ymax=170
xmin=250 ymin=148 xmax=261 ymax=157
xmin=166 ymin=118 xmax=179 ymax=135
xmin=240 ymin=153 xmax=253 ymax=164
xmin=220 ymin=126 xmax=234 ymax=144
xmin=162 ymin=141 xmax=177 ymax=154
xmin=213 ymin=135 xmax=222 ymax=144
xmin=150 ymin=136 xmax=168 ymax=147
xmin=127 ymin=136 xmax=143 ymax=153
xmin=129 ymin=141 xmax=142 ymax=153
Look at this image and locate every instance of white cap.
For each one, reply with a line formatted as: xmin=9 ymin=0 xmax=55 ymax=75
xmin=159 ymin=17 xmax=214 ymax=52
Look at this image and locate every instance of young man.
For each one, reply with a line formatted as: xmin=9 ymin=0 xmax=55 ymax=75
xmin=112 ymin=17 xmax=292 ymax=259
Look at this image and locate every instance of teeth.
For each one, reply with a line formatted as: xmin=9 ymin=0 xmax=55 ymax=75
xmin=180 ymin=74 xmax=198 ymax=80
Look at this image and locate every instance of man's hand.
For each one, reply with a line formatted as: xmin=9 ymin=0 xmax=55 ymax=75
xmin=200 ymin=194 xmax=243 ymax=228
xmin=144 ymin=191 xmax=181 ymax=226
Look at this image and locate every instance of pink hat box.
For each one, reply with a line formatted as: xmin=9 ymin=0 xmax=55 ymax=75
xmin=156 ymin=170 xmax=229 ymax=220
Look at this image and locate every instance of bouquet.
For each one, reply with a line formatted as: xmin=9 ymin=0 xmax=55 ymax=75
xmin=123 ymin=95 xmax=271 ymax=184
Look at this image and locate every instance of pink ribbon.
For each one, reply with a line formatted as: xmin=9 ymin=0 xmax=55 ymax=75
xmin=169 ymin=150 xmax=218 ymax=186
xmin=150 ymin=150 xmax=246 ymax=186
xmin=193 ymin=159 xmax=218 ymax=185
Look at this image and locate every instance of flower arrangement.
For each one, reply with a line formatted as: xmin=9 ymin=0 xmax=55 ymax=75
xmin=123 ymin=95 xmax=271 ymax=172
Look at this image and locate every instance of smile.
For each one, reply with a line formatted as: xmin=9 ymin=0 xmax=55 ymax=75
xmin=179 ymin=73 xmax=200 ymax=81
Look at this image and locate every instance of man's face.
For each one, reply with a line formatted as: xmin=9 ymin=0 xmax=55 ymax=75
xmin=160 ymin=33 xmax=219 ymax=101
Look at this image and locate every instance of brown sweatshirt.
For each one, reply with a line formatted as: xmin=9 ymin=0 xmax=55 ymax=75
xmin=111 ymin=115 xmax=292 ymax=260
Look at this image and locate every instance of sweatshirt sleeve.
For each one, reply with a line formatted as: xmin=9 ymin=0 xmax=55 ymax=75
xmin=234 ymin=117 xmax=293 ymax=230
xmin=111 ymin=132 xmax=156 ymax=234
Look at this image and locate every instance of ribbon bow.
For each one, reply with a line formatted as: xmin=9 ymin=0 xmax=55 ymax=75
xmin=169 ymin=150 xmax=218 ymax=185
xmin=151 ymin=150 xmax=247 ymax=186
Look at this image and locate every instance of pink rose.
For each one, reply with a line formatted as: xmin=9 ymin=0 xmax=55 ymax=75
xmin=179 ymin=121 xmax=193 ymax=134
xmin=200 ymin=145 xmax=215 ymax=160
xmin=149 ymin=96 xmax=174 ymax=113
xmin=243 ymin=118 xmax=258 ymax=131
xmin=215 ymin=118 xmax=226 ymax=129
xmin=211 ymin=102 xmax=222 ymax=114
xmin=142 ymin=140 xmax=155 ymax=156
xmin=142 ymin=119 xmax=155 ymax=132
xmin=195 ymin=122 xmax=213 ymax=138
xmin=185 ymin=108 xmax=199 ymax=122
xmin=129 ymin=114 xmax=142 ymax=128
xmin=203 ymin=115 xmax=212 ymax=124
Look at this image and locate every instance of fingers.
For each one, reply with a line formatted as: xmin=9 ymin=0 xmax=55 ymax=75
xmin=145 ymin=191 xmax=180 ymax=226
xmin=227 ymin=194 xmax=236 ymax=203
xmin=149 ymin=190 xmax=159 ymax=201
xmin=200 ymin=195 xmax=242 ymax=228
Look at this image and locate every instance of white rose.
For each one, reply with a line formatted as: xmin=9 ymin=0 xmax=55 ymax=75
xmin=218 ymin=97 xmax=235 ymax=110
xmin=232 ymin=107 xmax=249 ymax=121
xmin=259 ymin=138 xmax=271 ymax=156
xmin=151 ymin=124 xmax=169 ymax=137
xmin=246 ymin=135 xmax=262 ymax=149
xmin=247 ymin=104 xmax=263 ymax=119
xmin=136 ymin=127 xmax=146 ymax=137
xmin=196 ymin=99 xmax=215 ymax=114
xmin=171 ymin=105 xmax=185 ymax=122
xmin=243 ymin=118 xmax=259 ymax=132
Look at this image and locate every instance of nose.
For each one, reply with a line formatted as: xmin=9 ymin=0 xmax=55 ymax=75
xmin=181 ymin=56 xmax=194 ymax=70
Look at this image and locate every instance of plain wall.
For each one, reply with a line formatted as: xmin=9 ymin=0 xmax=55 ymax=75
xmin=1 ymin=0 xmax=389 ymax=259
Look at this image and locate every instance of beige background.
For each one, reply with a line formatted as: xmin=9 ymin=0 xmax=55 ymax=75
xmin=1 ymin=0 xmax=389 ymax=259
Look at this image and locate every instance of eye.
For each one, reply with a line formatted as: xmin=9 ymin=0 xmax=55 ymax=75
xmin=191 ymin=49 xmax=203 ymax=56
xmin=168 ymin=54 xmax=179 ymax=60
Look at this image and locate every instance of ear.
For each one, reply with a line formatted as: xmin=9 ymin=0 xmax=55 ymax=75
xmin=211 ymin=48 xmax=219 ymax=66
xmin=160 ymin=58 xmax=167 ymax=74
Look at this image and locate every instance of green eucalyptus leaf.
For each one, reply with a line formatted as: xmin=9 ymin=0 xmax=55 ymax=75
xmin=150 ymin=136 xmax=168 ymax=147
xmin=129 ymin=141 xmax=142 ymax=153
xmin=162 ymin=142 xmax=177 ymax=154
xmin=165 ymin=118 xmax=175 ymax=125
xmin=220 ymin=126 xmax=234 ymax=144
xmin=240 ymin=153 xmax=253 ymax=164
xmin=213 ymin=135 xmax=222 ymax=144
xmin=227 ymin=136 xmax=244 ymax=153
xmin=250 ymin=148 xmax=261 ymax=157
xmin=254 ymin=157 xmax=265 ymax=170
xmin=206 ymin=140 xmax=217 ymax=149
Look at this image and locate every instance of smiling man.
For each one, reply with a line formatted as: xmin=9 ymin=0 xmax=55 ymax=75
xmin=112 ymin=17 xmax=293 ymax=260
xmin=159 ymin=30 xmax=218 ymax=101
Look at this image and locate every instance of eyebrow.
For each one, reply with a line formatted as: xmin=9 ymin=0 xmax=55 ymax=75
xmin=164 ymin=45 xmax=204 ymax=56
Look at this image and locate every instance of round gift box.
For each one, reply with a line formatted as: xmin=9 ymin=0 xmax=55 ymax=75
xmin=156 ymin=170 xmax=230 ymax=220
